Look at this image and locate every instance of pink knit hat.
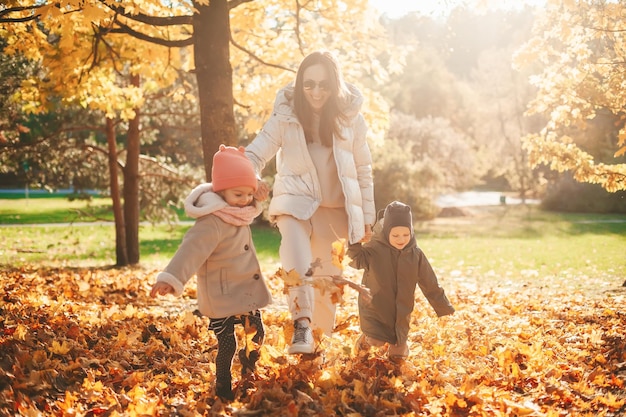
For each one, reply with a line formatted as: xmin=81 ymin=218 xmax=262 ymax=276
xmin=211 ymin=145 xmax=258 ymax=192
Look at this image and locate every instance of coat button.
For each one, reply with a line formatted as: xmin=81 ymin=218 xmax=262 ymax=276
xmin=253 ymin=274 xmax=260 ymax=280
xmin=244 ymin=244 xmax=249 ymax=250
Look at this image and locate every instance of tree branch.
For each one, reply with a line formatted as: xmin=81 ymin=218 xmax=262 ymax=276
xmin=229 ymin=35 xmax=294 ymax=73
xmin=84 ymin=143 xmax=125 ymax=170
xmin=99 ymin=0 xmax=193 ymax=26
xmin=0 ymin=5 xmax=42 ymax=23
xmin=295 ymin=0 xmax=310 ymax=56
xmin=109 ymin=18 xmax=194 ymax=48
xmin=228 ymin=0 xmax=256 ymax=10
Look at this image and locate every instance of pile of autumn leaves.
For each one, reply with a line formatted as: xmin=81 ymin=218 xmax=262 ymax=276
xmin=1 ymin=261 xmax=624 ymax=416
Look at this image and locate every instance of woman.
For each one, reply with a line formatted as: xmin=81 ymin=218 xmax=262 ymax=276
xmin=246 ymin=50 xmax=375 ymax=354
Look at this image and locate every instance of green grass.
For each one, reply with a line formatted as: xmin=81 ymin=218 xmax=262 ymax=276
xmin=0 ymin=196 xmax=115 ymax=224
xmin=1 ymin=198 xmax=624 ymax=295
xmin=0 ymin=196 xmax=281 ymax=266
xmin=414 ymin=205 xmax=626 ymax=294
xmin=0 ymin=221 xmax=281 ymax=268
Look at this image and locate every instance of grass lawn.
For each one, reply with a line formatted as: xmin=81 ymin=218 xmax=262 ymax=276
xmin=1 ymin=198 xmax=624 ymax=296
xmin=0 ymin=195 xmax=115 ymax=224
xmin=0 ymin=221 xmax=281 ymax=268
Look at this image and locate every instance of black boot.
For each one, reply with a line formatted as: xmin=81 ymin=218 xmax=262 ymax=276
xmin=215 ymin=379 xmax=234 ymax=401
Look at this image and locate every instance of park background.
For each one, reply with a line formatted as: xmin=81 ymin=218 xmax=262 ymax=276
xmin=1 ymin=0 xmax=625 ymax=415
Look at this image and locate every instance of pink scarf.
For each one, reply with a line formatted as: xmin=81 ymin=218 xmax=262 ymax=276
xmin=213 ymin=205 xmax=261 ymax=226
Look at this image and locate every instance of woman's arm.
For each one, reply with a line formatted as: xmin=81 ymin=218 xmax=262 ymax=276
xmin=352 ymin=114 xmax=376 ymax=227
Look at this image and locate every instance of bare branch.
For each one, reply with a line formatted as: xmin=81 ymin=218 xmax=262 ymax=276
xmin=98 ymin=0 xmax=193 ymax=26
xmin=138 ymin=154 xmax=186 ymax=176
xmin=109 ymin=18 xmax=194 ymax=48
xmin=229 ymin=35 xmax=294 ymax=73
xmin=295 ymin=0 xmax=312 ymax=56
xmin=228 ymin=0 xmax=256 ymax=10
xmin=85 ymin=143 xmax=125 ymax=170
xmin=0 ymin=5 xmax=42 ymax=23
xmin=234 ymin=97 xmax=252 ymax=110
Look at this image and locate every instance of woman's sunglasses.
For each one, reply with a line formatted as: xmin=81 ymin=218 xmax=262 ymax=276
xmin=303 ymin=80 xmax=331 ymax=92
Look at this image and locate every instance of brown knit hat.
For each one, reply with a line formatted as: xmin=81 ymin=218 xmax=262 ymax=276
xmin=382 ymin=201 xmax=413 ymax=238
xmin=211 ymin=145 xmax=258 ymax=192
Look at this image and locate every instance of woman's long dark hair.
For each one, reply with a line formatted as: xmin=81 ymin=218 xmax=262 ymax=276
xmin=293 ymin=51 xmax=351 ymax=146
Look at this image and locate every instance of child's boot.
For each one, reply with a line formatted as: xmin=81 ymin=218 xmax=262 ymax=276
xmin=215 ymin=377 xmax=234 ymax=401
xmin=388 ymin=342 xmax=409 ymax=363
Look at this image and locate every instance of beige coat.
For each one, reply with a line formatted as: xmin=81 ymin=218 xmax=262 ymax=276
xmin=245 ymin=83 xmax=376 ymax=244
xmin=155 ymin=184 xmax=272 ymax=318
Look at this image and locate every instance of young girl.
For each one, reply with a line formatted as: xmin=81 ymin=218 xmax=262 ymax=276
xmin=150 ymin=145 xmax=272 ymax=401
xmin=347 ymin=201 xmax=454 ymax=361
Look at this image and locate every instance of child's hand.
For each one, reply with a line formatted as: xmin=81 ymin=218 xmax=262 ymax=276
xmin=254 ymin=180 xmax=270 ymax=202
xmin=150 ymin=282 xmax=174 ymax=298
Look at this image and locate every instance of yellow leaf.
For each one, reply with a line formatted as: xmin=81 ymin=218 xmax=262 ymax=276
xmin=501 ymin=399 xmax=542 ymax=415
xmin=312 ymin=277 xmax=343 ymax=305
xmin=595 ymin=392 xmax=626 ymax=409
xmin=433 ymin=343 xmax=446 ymax=356
xmin=49 ymin=340 xmax=72 ymax=355
xmin=379 ymin=398 xmax=402 ymax=410
xmin=13 ymin=323 xmax=28 ymax=341
xmin=331 ymin=238 xmax=346 ymax=270
xmin=275 ymin=267 xmax=303 ymax=286
xmin=353 ymin=379 xmax=369 ymax=401
xmin=444 ymin=392 xmax=458 ymax=407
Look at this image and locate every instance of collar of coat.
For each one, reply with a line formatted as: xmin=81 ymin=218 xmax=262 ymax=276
xmin=183 ymin=183 xmax=263 ymax=220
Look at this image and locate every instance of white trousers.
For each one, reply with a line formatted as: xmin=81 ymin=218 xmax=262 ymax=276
xmin=275 ymin=207 xmax=349 ymax=335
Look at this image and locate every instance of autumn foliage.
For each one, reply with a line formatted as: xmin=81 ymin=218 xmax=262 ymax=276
xmin=1 ymin=261 xmax=624 ymax=416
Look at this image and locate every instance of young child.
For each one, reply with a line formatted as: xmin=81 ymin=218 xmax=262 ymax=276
xmin=150 ymin=145 xmax=272 ymax=401
xmin=346 ymin=200 xmax=454 ymax=361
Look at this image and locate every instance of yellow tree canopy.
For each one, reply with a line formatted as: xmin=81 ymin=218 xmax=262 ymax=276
xmin=1 ymin=0 xmax=401 ymax=139
xmin=1 ymin=0 xmax=192 ymax=120
xmin=229 ymin=0 xmax=400 ymax=141
xmin=514 ymin=0 xmax=626 ymax=192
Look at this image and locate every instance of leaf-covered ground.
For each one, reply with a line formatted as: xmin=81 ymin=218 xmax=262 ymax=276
xmin=0 ymin=264 xmax=624 ymax=416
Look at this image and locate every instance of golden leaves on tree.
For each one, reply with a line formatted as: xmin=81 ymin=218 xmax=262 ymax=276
xmin=514 ymin=0 xmax=626 ymax=192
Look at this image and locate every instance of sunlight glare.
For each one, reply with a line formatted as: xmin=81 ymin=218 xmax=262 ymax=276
xmin=368 ymin=0 xmax=546 ymax=18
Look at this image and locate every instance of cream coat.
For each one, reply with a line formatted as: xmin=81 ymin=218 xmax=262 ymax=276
xmin=245 ymin=83 xmax=375 ymax=244
xmin=155 ymin=184 xmax=272 ymax=318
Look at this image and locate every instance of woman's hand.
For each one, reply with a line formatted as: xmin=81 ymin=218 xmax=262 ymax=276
xmin=254 ymin=179 xmax=270 ymax=202
xmin=150 ymin=282 xmax=174 ymax=298
xmin=361 ymin=224 xmax=373 ymax=243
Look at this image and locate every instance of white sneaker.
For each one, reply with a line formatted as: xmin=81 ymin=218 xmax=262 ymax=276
xmin=288 ymin=320 xmax=314 ymax=354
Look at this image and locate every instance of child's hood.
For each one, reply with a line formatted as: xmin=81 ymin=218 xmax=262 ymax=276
xmin=184 ymin=183 xmax=227 ymax=219
xmin=183 ymin=183 xmax=263 ymax=219
xmin=371 ymin=218 xmax=417 ymax=251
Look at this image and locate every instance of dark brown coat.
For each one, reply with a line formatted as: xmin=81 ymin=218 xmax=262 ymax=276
xmin=347 ymin=232 xmax=454 ymax=346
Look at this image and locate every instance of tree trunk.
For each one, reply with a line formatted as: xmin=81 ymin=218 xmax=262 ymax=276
xmin=124 ymin=73 xmax=141 ymax=265
xmin=193 ymin=0 xmax=237 ymax=181
xmin=106 ymin=117 xmax=128 ymax=266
